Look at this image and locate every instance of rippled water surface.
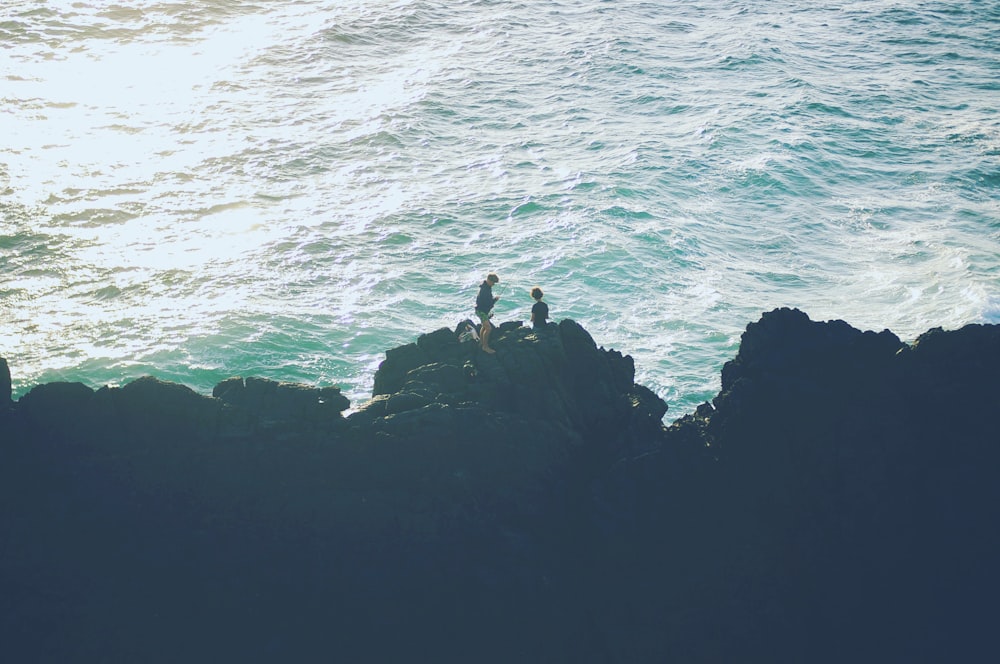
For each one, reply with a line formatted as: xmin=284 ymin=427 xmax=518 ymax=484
xmin=2 ymin=0 xmax=998 ymax=417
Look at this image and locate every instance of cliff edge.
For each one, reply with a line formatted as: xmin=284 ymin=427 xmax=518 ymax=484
xmin=2 ymin=310 xmax=998 ymax=662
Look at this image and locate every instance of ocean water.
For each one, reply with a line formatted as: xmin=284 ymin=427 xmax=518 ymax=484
xmin=2 ymin=0 xmax=998 ymax=419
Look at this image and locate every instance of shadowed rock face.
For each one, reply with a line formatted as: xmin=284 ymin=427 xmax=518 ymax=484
xmin=362 ymin=319 xmax=666 ymax=459
xmin=2 ymin=310 xmax=999 ymax=663
xmin=1 ymin=357 xmax=10 ymax=406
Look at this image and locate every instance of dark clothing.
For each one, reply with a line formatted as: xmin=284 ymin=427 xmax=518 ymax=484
xmin=531 ymin=300 xmax=549 ymax=328
xmin=476 ymin=281 xmax=496 ymax=315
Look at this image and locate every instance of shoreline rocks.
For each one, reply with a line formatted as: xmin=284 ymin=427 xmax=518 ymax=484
xmin=2 ymin=310 xmax=999 ymax=662
xmin=0 ymin=356 xmax=10 ymax=406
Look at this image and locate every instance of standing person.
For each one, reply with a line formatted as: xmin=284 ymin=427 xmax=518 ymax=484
xmin=530 ymin=286 xmax=549 ymax=329
xmin=475 ymin=273 xmax=500 ymax=353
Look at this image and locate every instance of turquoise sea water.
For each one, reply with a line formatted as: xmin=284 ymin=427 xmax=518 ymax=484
xmin=2 ymin=0 xmax=998 ymax=419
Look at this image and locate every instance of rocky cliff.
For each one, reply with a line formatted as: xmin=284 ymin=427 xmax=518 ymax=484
xmin=1 ymin=310 xmax=998 ymax=662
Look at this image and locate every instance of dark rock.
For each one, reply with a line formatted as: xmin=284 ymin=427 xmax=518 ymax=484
xmin=318 ymin=386 xmax=350 ymax=412
xmin=494 ymin=319 xmax=525 ymax=336
xmin=3 ymin=310 xmax=999 ymax=662
xmin=718 ymin=307 xmax=904 ymax=394
xmin=1 ymin=356 xmax=10 ymax=405
xmin=17 ymin=381 xmax=96 ymax=436
xmin=373 ymin=342 xmax=429 ymax=396
xmin=905 ymin=323 xmax=1000 ymax=404
xmin=365 ymin=318 xmax=668 ymax=463
xmin=114 ymin=375 xmax=222 ymax=439
xmin=244 ymin=375 xmax=279 ymax=408
xmin=271 ymin=382 xmax=321 ymax=419
xmin=416 ymin=326 xmax=461 ymax=356
xmin=619 ymin=308 xmax=1000 ymax=661
xmin=210 ymin=376 xmax=350 ymax=435
xmin=402 ymin=362 xmax=467 ymax=395
xmin=385 ymin=391 xmax=431 ymax=415
xmin=212 ymin=375 xmax=245 ymax=403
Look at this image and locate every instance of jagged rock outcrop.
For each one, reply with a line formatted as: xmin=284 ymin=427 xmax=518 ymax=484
xmin=1 ymin=310 xmax=999 ymax=663
xmin=3 ymin=318 xmax=663 ymax=453
xmin=594 ymin=308 xmax=1000 ymax=662
xmin=8 ymin=372 xmax=353 ymax=444
xmin=1 ymin=356 xmax=11 ymax=407
xmin=0 ymin=318 xmax=665 ymax=661
xmin=360 ymin=319 xmax=666 ymax=460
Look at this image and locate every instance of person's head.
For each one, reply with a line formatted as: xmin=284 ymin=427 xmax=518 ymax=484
xmin=530 ymin=286 xmax=543 ymax=300
xmin=487 ymin=273 xmax=499 ymax=285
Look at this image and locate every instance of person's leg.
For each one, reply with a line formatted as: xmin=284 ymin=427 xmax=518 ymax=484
xmin=481 ymin=319 xmax=494 ymax=352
